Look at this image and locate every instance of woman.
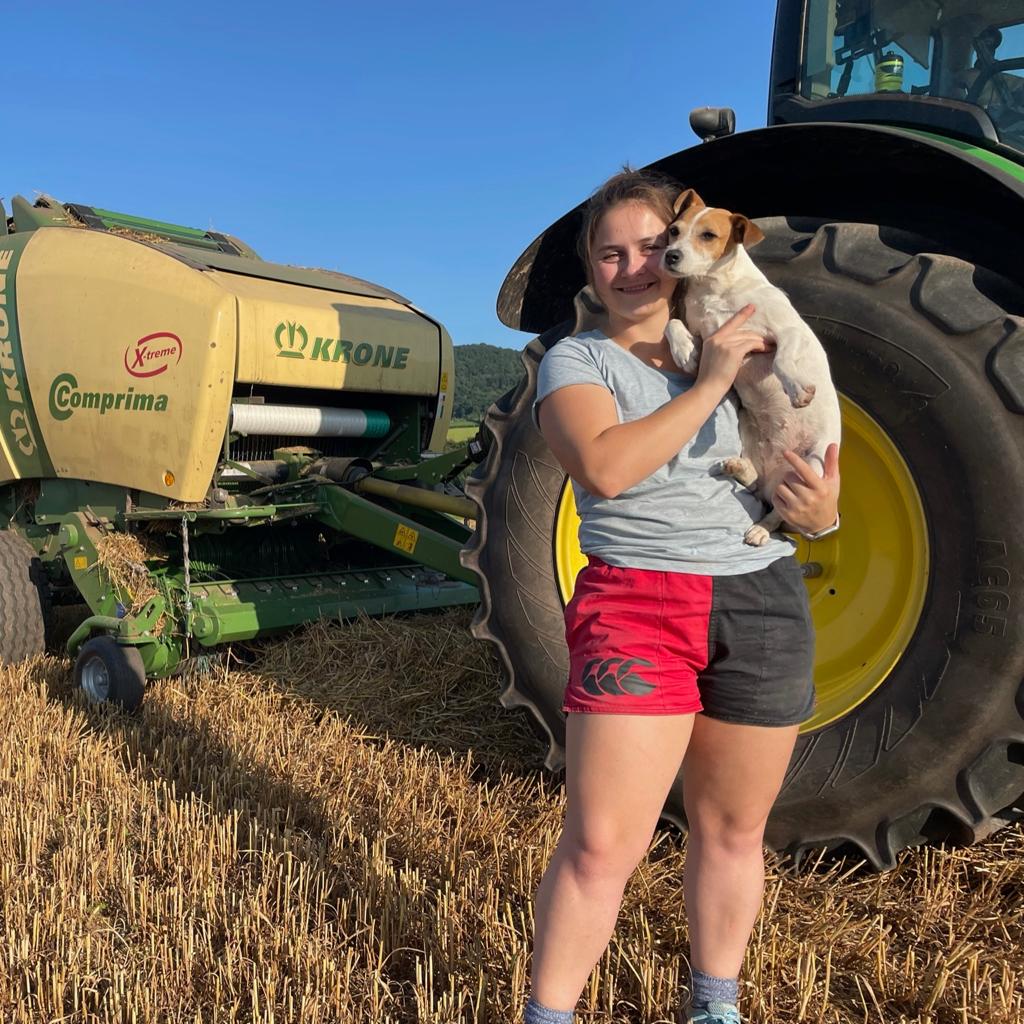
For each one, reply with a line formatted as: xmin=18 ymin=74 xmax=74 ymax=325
xmin=526 ymin=169 xmax=840 ymax=1024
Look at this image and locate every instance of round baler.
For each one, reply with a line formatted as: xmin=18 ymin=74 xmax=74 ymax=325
xmin=0 ymin=196 xmax=482 ymax=706
xmin=464 ymin=0 xmax=1024 ymax=868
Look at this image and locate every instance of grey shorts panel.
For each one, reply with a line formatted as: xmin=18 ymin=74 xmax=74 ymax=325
xmin=698 ymin=556 xmax=816 ymax=727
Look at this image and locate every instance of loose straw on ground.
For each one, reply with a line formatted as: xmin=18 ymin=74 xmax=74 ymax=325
xmin=0 ymin=608 xmax=1020 ymax=1022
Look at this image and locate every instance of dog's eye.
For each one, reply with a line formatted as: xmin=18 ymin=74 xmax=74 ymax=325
xmin=700 ymin=231 xmax=717 ymax=241
xmin=669 ymin=225 xmax=679 ymax=238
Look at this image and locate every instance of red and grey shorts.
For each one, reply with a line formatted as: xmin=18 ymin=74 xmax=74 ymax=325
xmin=563 ymin=555 xmax=816 ymax=726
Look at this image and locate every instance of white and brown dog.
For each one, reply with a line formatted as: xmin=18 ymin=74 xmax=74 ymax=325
xmin=661 ymin=188 xmax=841 ymax=545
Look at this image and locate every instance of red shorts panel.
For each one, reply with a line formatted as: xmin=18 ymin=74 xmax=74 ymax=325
xmin=563 ymin=557 xmax=710 ymax=715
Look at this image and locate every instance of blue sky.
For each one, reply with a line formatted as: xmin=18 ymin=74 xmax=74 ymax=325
xmin=4 ymin=1 xmax=777 ymax=348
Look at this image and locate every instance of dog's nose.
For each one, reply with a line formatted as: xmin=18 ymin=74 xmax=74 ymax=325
xmin=664 ymin=250 xmax=680 ymax=268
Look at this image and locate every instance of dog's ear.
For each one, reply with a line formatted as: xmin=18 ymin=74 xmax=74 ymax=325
xmin=672 ymin=188 xmax=705 ymax=217
xmin=731 ymin=215 xmax=765 ymax=249
xmin=572 ymin=285 xmax=608 ymax=334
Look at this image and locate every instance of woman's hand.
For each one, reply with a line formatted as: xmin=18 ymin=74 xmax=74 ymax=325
xmin=773 ymin=444 xmax=840 ymax=536
xmin=695 ymin=305 xmax=771 ymax=396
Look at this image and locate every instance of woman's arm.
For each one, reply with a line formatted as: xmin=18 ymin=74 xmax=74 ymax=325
xmin=538 ymin=306 xmax=767 ymax=499
xmin=538 ymin=380 xmax=724 ymax=498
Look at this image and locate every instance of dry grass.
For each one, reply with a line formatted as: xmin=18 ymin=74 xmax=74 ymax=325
xmin=0 ymin=608 xmax=1020 ymax=1023
xmin=94 ymin=533 xmax=161 ymax=613
xmin=106 ymin=226 xmax=170 ymax=244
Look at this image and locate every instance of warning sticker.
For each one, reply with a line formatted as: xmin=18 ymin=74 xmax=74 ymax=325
xmin=393 ymin=523 xmax=418 ymax=554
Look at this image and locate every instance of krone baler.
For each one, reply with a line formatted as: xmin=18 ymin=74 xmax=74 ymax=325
xmin=0 ymin=195 xmax=481 ymax=708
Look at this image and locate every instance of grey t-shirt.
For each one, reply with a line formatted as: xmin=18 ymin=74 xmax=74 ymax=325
xmin=533 ymin=330 xmax=794 ymax=575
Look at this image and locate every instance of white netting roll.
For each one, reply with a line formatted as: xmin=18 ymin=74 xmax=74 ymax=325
xmin=230 ymin=403 xmax=389 ymax=438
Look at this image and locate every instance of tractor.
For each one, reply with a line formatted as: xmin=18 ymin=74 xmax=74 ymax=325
xmin=464 ymin=0 xmax=1024 ymax=868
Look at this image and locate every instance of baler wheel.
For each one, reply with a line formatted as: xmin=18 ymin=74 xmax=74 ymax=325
xmin=74 ymin=636 xmax=146 ymax=713
xmin=0 ymin=530 xmax=49 ymax=665
xmin=464 ymin=219 xmax=1024 ymax=869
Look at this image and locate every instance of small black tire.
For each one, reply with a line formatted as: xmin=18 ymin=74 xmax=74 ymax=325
xmin=74 ymin=636 xmax=146 ymax=713
xmin=0 ymin=530 xmax=49 ymax=664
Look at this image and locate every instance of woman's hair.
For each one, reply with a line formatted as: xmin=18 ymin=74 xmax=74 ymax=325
xmin=577 ymin=166 xmax=680 ymax=273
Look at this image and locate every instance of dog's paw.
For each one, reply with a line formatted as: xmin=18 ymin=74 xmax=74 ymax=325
xmin=713 ymin=456 xmax=759 ymax=489
xmin=666 ymin=319 xmax=699 ymax=373
xmin=676 ymin=353 xmax=701 ymax=375
xmin=773 ymin=359 xmax=818 ymax=408
xmin=784 ymin=380 xmax=816 ymax=408
xmin=774 ymin=376 xmax=815 ymax=407
xmin=720 ymin=456 xmax=752 ymax=475
xmin=744 ymin=524 xmax=771 ymax=547
xmin=665 ymin=318 xmax=691 ymax=346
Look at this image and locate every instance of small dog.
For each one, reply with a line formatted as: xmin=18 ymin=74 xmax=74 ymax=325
xmin=661 ymin=188 xmax=841 ymax=544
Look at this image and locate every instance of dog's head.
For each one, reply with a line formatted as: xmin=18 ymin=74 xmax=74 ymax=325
xmin=662 ymin=188 xmax=765 ymax=279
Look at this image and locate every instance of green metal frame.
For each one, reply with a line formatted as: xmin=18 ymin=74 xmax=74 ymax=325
xmin=10 ymin=462 xmax=478 ymax=678
xmin=315 ymin=484 xmax=474 ymax=584
xmin=185 ymin=564 xmax=476 ymax=649
xmin=376 ymin=440 xmax=480 ymax=486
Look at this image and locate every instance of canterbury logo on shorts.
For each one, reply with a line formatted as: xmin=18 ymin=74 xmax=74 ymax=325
xmin=581 ymin=656 xmax=656 ymax=697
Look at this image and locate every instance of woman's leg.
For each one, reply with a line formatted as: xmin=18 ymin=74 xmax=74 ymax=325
xmin=682 ymin=717 xmax=799 ymax=980
xmin=530 ymin=711 xmax=694 ymax=1011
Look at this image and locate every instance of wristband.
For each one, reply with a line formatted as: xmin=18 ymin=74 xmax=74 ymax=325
xmin=800 ymin=513 xmax=840 ymax=541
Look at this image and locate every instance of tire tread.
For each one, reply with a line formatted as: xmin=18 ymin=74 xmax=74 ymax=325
xmin=0 ymin=531 xmax=47 ymax=665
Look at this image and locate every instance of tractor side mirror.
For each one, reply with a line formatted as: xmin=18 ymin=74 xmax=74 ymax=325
xmin=689 ymin=106 xmax=736 ymax=142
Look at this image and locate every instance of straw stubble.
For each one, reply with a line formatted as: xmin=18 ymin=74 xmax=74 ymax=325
xmin=0 ymin=609 xmax=1020 ymax=1022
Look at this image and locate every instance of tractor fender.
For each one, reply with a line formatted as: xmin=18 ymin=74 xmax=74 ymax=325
xmin=498 ymin=121 xmax=1024 ymax=336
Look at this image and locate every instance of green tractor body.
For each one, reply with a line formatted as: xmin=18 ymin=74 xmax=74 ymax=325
xmin=465 ymin=0 xmax=1024 ymax=867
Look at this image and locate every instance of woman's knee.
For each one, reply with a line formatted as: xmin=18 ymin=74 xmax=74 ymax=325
xmin=687 ymin=809 xmax=769 ymax=858
xmin=558 ymin=823 xmax=653 ymax=887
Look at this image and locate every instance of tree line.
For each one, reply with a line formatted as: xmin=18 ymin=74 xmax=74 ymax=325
xmin=452 ymin=343 xmax=525 ymax=423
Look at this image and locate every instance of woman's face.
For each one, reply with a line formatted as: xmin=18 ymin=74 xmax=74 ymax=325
xmin=588 ymin=200 xmax=674 ymax=327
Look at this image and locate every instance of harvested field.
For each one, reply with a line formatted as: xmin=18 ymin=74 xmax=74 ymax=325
xmin=1 ymin=609 xmax=1021 ymax=1023
xmin=447 ymin=421 xmax=480 ymax=444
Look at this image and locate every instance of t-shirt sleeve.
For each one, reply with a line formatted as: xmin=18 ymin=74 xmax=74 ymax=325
xmin=532 ymin=339 xmax=611 ymax=430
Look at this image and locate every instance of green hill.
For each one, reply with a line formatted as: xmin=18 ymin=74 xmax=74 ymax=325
xmin=452 ymin=343 xmax=525 ymax=424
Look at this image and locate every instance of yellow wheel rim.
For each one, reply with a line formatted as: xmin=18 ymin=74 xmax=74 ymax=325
xmin=553 ymin=395 xmax=930 ymax=732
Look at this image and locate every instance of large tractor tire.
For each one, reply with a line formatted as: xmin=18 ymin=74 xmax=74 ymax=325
xmin=463 ymin=219 xmax=1024 ymax=870
xmin=0 ymin=530 xmax=50 ymax=664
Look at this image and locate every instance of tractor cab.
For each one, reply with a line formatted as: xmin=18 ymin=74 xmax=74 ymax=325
xmin=771 ymin=0 xmax=1024 ymax=153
